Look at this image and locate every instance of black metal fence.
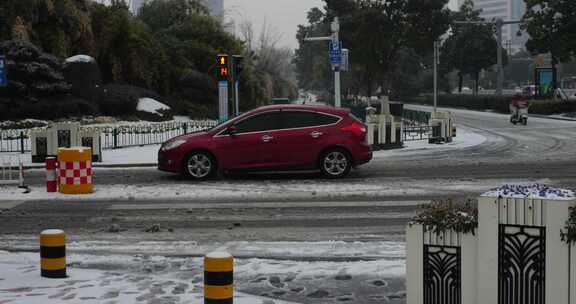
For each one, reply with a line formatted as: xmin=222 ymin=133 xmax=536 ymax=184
xmin=402 ymin=109 xmax=432 ymax=141
xmin=0 ymin=120 xmax=218 ymax=153
xmin=0 ymin=130 xmax=29 ymax=153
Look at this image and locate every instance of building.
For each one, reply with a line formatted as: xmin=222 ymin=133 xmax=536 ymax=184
xmin=458 ymin=0 xmax=528 ymax=53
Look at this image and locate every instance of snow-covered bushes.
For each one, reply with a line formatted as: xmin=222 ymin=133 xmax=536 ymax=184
xmin=410 ymin=199 xmax=478 ymax=234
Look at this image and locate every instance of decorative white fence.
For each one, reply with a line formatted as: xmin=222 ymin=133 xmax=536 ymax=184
xmin=407 ymin=185 xmax=576 ymax=304
xmin=0 ymin=120 xmax=218 ymax=153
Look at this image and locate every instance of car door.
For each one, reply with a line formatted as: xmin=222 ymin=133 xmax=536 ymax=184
xmin=271 ymin=110 xmax=341 ymax=168
xmin=212 ymin=111 xmax=281 ymax=170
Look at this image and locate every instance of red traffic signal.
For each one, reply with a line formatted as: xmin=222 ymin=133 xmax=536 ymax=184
xmin=217 ymin=54 xmax=229 ymax=81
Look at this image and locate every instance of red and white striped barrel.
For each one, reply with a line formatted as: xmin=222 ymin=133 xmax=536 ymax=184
xmin=45 ymin=157 xmax=57 ymax=193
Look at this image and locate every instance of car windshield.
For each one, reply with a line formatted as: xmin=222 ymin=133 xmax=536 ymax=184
xmin=207 ymin=114 xmax=246 ymax=131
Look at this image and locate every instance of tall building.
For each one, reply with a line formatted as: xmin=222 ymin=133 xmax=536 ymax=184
xmin=457 ymin=0 xmax=528 ymax=53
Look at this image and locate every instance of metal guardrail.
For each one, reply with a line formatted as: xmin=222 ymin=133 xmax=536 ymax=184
xmin=0 ymin=120 xmax=218 ymax=153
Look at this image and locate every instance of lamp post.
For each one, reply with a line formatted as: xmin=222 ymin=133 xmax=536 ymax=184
xmin=454 ymin=18 xmax=523 ymax=97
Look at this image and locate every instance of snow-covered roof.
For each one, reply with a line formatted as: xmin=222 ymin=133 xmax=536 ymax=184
xmin=64 ymin=55 xmax=95 ymax=64
xmin=482 ymin=184 xmax=575 ymax=200
xmin=137 ymin=98 xmax=171 ymax=115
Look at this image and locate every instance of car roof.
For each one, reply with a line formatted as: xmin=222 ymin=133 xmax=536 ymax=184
xmin=253 ymin=104 xmax=350 ymax=115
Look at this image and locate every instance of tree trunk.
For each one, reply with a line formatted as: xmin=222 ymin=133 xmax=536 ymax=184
xmin=458 ymin=72 xmax=463 ymax=93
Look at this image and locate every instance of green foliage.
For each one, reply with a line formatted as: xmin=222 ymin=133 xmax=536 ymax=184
xmin=294 ymin=0 xmax=451 ymax=98
xmin=410 ymin=199 xmax=478 ymax=235
xmin=522 ymin=0 xmax=576 ymax=63
xmin=408 ymin=94 xmax=576 ymax=115
xmin=440 ymin=0 xmax=508 ymax=93
xmin=0 ymin=0 xmax=273 ymax=119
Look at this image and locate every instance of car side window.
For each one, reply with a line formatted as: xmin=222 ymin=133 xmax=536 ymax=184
xmin=281 ymin=111 xmax=340 ymax=129
xmin=234 ymin=112 xmax=281 ymax=134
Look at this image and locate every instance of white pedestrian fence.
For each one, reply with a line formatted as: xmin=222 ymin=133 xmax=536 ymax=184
xmin=407 ymin=184 xmax=576 ymax=304
xmin=0 ymin=155 xmax=24 ymax=186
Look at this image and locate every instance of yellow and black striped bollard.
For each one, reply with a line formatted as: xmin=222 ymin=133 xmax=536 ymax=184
xmin=40 ymin=229 xmax=67 ymax=278
xmin=204 ymin=252 xmax=233 ymax=304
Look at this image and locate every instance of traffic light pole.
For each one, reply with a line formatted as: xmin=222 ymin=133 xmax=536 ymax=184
xmin=453 ymin=19 xmax=522 ymax=98
xmin=433 ymin=41 xmax=439 ymax=113
xmin=216 ymin=54 xmax=230 ymax=121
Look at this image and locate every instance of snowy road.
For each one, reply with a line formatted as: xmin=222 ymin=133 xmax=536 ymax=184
xmin=1 ymin=106 xmax=576 ymax=303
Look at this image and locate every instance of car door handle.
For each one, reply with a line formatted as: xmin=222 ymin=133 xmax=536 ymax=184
xmin=262 ymin=135 xmax=274 ymax=142
xmin=310 ymin=131 xmax=323 ymax=138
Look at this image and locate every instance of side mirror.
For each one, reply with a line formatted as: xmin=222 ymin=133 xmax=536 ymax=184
xmin=228 ymin=125 xmax=237 ymax=135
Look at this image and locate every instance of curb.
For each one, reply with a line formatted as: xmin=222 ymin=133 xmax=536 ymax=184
xmin=529 ymin=114 xmax=576 ymax=122
xmin=23 ymin=163 xmax=158 ymax=170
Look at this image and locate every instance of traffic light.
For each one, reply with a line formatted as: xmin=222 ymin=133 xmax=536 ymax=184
xmin=217 ymin=54 xmax=229 ymax=81
xmin=232 ymin=55 xmax=244 ymax=80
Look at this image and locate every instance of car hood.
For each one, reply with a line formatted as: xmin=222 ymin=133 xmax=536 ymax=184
xmin=180 ymin=131 xmax=210 ymax=140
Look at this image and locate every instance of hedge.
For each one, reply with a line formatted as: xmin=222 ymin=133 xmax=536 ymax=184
xmin=406 ymin=95 xmax=576 ymax=115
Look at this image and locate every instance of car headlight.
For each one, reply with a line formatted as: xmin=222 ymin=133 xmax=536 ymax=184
xmin=162 ymin=139 xmax=186 ymax=151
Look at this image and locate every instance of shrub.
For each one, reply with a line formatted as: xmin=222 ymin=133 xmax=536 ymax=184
xmin=407 ymin=94 xmax=576 ymax=115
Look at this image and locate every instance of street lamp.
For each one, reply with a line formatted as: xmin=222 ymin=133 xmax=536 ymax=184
xmin=453 ymin=18 xmax=523 ymax=97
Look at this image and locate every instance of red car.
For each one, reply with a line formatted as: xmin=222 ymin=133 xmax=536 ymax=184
xmin=158 ymin=105 xmax=372 ymax=179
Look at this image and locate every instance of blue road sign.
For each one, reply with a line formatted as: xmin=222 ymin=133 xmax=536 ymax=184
xmin=329 ymin=41 xmax=342 ymax=66
xmin=0 ymin=56 xmax=6 ymax=87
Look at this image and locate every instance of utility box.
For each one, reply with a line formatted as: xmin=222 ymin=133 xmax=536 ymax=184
xmin=30 ymin=123 xmax=102 ymax=163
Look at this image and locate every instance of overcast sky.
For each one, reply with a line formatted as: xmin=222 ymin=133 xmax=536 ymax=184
xmin=224 ymin=0 xmax=459 ymax=50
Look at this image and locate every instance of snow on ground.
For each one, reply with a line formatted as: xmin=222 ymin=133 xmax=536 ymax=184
xmin=0 ymin=176 xmax=554 ymax=202
xmin=137 ymin=98 xmax=171 ymax=115
xmin=0 ymin=251 xmax=300 ymax=304
xmin=373 ymin=126 xmax=486 ymax=159
xmin=64 ymin=55 xmax=95 ymax=64
xmin=482 ymin=183 xmax=575 ymax=200
xmin=3 ymin=124 xmax=486 ymax=168
xmin=0 ymin=241 xmax=406 ymax=303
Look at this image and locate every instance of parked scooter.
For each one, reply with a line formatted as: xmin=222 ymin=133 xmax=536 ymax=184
xmin=509 ymin=94 xmax=529 ymax=125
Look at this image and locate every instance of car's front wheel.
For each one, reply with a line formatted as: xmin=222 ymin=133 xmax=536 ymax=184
xmin=183 ymin=151 xmax=216 ymax=180
xmin=319 ymin=148 xmax=352 ymax=179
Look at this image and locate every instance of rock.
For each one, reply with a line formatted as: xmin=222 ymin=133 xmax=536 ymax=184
xmin=307 ymin=289 xmax=330 ymax=298
xmin=233 ymin=222 xmax=242 ymax=227
xmin=107 ymin=224 xmax=121 ymax=233
xmin=145 ymin=224 xmax=161 ymax=233
xmin=372 ymin=279 xmax=387 ymax=287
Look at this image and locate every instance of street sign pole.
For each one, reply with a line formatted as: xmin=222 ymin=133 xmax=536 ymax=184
xmin=332 ymin=18 xmax=341 ymax=108
xmin=304 ymin=17 xmax=343 ymax=108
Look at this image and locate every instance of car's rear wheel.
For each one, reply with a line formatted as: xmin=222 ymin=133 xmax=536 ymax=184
xmin=183 ymin=151 xmax=216 ymax=180
xmin=319 ymin=148 xmax=352 ymax=179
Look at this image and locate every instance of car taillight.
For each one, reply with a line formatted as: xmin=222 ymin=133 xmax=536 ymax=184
xmin=341 ymin=122 xmax=366 ymax=140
